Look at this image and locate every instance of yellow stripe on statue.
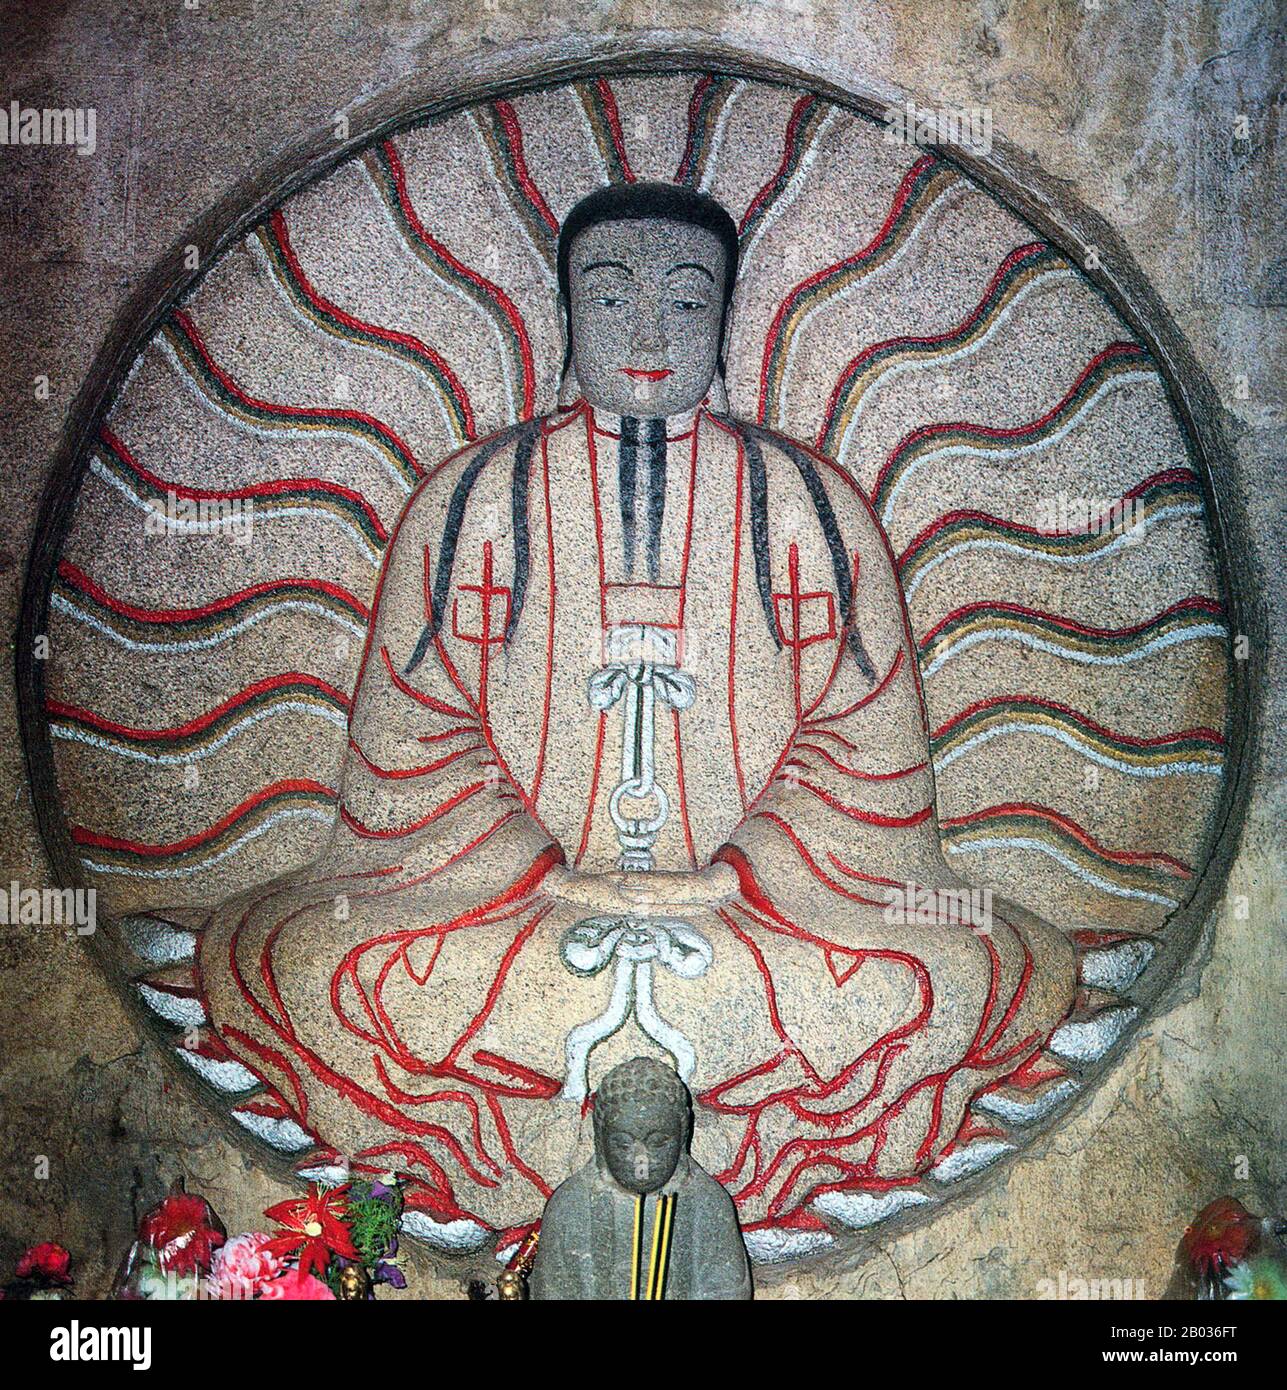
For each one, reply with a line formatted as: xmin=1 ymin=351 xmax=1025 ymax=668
xmin=630 ymin=1194 xmax=644 ymax=1301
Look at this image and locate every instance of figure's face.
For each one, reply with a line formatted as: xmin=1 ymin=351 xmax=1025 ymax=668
xmin=598 ymin=1096 xmax=685 ymax=1195
xmin=567 ymin=218 xmax=728 ymax=417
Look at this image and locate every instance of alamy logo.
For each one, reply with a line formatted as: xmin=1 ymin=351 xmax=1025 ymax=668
xmin=0 ymin=880 xmax=96 ymax=934
xmin=50 ymin=1322 xmax=152 ymax=1370
xmin=0 ymin=102 xmax=96 ymax=155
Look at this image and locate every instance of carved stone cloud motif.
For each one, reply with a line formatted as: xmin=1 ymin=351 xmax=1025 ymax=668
xmin=30 ymin=72 xmax=1234 ymax=1267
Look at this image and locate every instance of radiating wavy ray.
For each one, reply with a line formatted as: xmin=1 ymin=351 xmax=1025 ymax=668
xmin=470 ymin=100 xmax=560 ymax=272
xmin=757 ymin=155 xmax=958 ymax=426
xmin=163 ymin=311 xmax=422 ymax=491
xmin=931 ymin=694 xmax=1225 ymax=777
xmin=48 ymin=673 xmax=351 ymax=765
xmin=575 ymin=78 xmax=636 ymax=183
xmin=898 ymin=469 xmax=1204 ymax=599
xmin=874 ymin=342 xmax=1156 ymax=524
xmin=674 ymin=74 xmax=740 ymax=189
xmin=818 ymin=243 xmax=1075 ymax=456
xmin=738 ymin=95 xmax=832 ymax=251
xmin=919 ymin=595 xmax=1226 ymax=678
xmin=53 ymin=560 xmax=369 ymax=653
xmin=366 ymin=140 xmax=535 ymax=419
xmin=257 ymin=210 xmax=476 ymax=443
xmin=92 ymin=425 xmax=387 ymax=564
xmin=941 ymin=802 xmax=1192 ymax=907
xmin=73 ymin=778 xmax=338 ymax=878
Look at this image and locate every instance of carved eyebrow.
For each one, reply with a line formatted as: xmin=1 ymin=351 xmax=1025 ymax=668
xmin=580 ymin=259 xmax=633 ymax=276
xmin=666 ymin=262 xmax=716 ymax=282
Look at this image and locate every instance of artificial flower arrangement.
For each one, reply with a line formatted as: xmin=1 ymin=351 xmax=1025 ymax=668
xmin=1173 ymin=1196 xmax=1287 ymax=1301
xmin=113 ymin=1174 xmax=406 ymax=1300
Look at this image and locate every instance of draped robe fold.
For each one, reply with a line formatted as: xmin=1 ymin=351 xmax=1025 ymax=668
xmin=199 ymin=400 xmax=1075 ymax=1232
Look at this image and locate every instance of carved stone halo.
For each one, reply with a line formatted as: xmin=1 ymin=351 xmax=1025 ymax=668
xmin=20 ymin=65 xmax=1240 ymax=1269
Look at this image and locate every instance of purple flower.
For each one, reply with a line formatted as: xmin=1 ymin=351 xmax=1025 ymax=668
xmin=375 ymin=1261 xmax=406 ymax=1289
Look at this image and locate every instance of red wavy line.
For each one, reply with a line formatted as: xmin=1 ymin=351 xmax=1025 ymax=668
xmin=380 ymin=140 xmax=536 ymax=419
xmin=48 ymin=672 xmax=351 ymax=741
xmin=739 ymin=95 xmax=817 ymax=234
xmin=932 ymin=693 xmax=1225 ymax=748
xmin=493 ymin=100 xmax=559 ymax=234
xmin=675 ymin=75 xmax=715 ymax=183
xmin=338 ymin=780 xmax=487 ymax=838
xmin=99 ymin=424 xmax=390 ymax=543
xmin=941 ymin=801 xmax=1193 ymax=876
xmin=920 ymin=594 xmax=1224 ymax=648
xmin=757 ymin=155 xmax=937 ymax=422
xmin=56 ymin=559 xmax=369 ymax=623
xmin=818 ymin=242 xmax=1046 ymax=446
xmin=592 ymin=78 xmax=634 ymax=181
xmin=171 ymin=310 xmax=423 ymax=476
xmin=874 ymin=341 xmax=1144 ymax=503
xmin=72 ymin=777 xmax=336 ymax=855
xmin=269 ymin=210 xmax=477 ymax=441
xmin=897 ymin=466 xmax=1200 ymax=568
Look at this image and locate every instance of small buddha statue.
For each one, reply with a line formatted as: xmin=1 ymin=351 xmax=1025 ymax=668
xmin=529 ymin=1057 xmax=751 ymax=1300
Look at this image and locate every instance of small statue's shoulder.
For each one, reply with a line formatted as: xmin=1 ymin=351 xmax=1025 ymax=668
xmin=541 ymin=1159 xmax=597 ymax=1215
xmin=685 ymin=1161 xmax=741 ymax=1215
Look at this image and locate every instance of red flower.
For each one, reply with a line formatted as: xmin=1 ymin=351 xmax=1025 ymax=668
xmin=138 ymin=1192 xmax=226 ymax=1275
xmin=16 ymin=1242 xmax=72 ymax=1286
xmin=1182 ymin=1197 xmax=1260 ymax=1278
xmin=263 ymin=1185 xmax=358 ymax=1279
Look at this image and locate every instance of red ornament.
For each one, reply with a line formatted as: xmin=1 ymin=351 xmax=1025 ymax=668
xmin=138 ymin=1190 xmax=226 ymax=1275
xmin=263 ymin=1184 xmax=358 ymax=1278
xmin=16 ymin=1242 xmax=72 ymax=1286
xmin=1181 ymin=1197 xmax=1260 ymax=1278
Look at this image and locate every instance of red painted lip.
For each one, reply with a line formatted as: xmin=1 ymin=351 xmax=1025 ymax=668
xmin=621 ymin=367 xmax=673 ymax=381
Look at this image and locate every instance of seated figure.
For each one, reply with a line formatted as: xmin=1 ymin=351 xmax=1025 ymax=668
xmin=197 ymin=182 xmax=1076 ymax=1238
xmin=530 ymin=1056 xmax=751 ymax=1300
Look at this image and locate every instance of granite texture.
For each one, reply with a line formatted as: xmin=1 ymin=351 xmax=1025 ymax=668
xmin=0 ymin=0 xmax=1282 ymax=1299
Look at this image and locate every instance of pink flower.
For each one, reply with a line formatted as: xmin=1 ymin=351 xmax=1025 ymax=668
xmin=206 ymin=1232 xmax=283 ymax=1300
xmin=257 ymin=1267 xmax=336 ymax=1301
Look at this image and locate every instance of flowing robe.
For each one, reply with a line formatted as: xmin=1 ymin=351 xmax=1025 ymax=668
xmin=199 ymin=400 xmax=1075 ymax=1234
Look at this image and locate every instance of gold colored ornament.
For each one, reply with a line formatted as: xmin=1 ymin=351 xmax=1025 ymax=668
xmin=496 ymin=1268 xmax=525 ymax=1301
xmin=337 ymin=1263 xmax=372 ymax=1301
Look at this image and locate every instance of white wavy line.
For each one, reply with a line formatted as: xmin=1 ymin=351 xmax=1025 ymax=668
xmin=52 ymin=701 xmax=350 ymax=764
xmin=921 ymin=620 xmax=1226 ymax=679
xmin=880 ymin=369 xmax=1161 ymax=525
xmin=51 ymin=592 xmax=366 ymax=654
xmin=361 ymin=154 xmax=519 ymax=420
xmin=80 ymin=805 xmax=337 ymax=879
xmin=697 ymin=81 xmax=743 ymax=194
xmin=247 ymin=231 xmax=467 ymax=450
xmin=158 ymin=335 xmax=414 ymax=498
xmin=946 ymin=836 xmax=1180 ymax=907
xmin=932 ymin=720 xmax=1224 ymax=777
xmin=776 ymin=179 xmax=971 ymax=424
xmin=89 ymin=454 xmax=381 ymax=566
xmin=902 ymin=503 xmax=1204 ymax=600
xmin=835 ymin=267 xmax=1079 ymax=464
xmin=467 ymin=109 xmax=559 ymax=292
xmin=739 ymin=107 xmax=840 ymax=268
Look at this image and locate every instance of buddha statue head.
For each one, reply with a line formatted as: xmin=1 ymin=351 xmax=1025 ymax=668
xmin=557 ymin=181 xmax=739 ymax=417
xmin=592 ymin=1057 xmax=692 ymax=1196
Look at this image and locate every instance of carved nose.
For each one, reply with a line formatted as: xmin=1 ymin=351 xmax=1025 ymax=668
xmin=632 ymin=312 xmax=666 ymax=356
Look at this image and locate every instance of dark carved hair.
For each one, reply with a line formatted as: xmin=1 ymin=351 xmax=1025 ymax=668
xmin=593 ymin=1057 xmax=691 ymax=1131
xmin=557 ymin=181 xmax=740 ymax=374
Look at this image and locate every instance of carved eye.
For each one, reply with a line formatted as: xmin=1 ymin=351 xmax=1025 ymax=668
xmin=594 ymin=296 xmax=627 ymax=308
xmin=673 ymin=298 xmax=705 ymax=311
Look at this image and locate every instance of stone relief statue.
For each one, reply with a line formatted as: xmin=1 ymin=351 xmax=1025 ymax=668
xmin=530 ymin=1056 xmax=751 ymax=1300
xmin=191 ymin=180 xmax=1074 ymax=1234
xmin=36 ymin=74 xmax=1233 ymax=1264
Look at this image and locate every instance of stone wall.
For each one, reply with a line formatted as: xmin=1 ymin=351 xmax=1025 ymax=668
xmin=1 ymin=0 xmax=1282 ymax=1298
